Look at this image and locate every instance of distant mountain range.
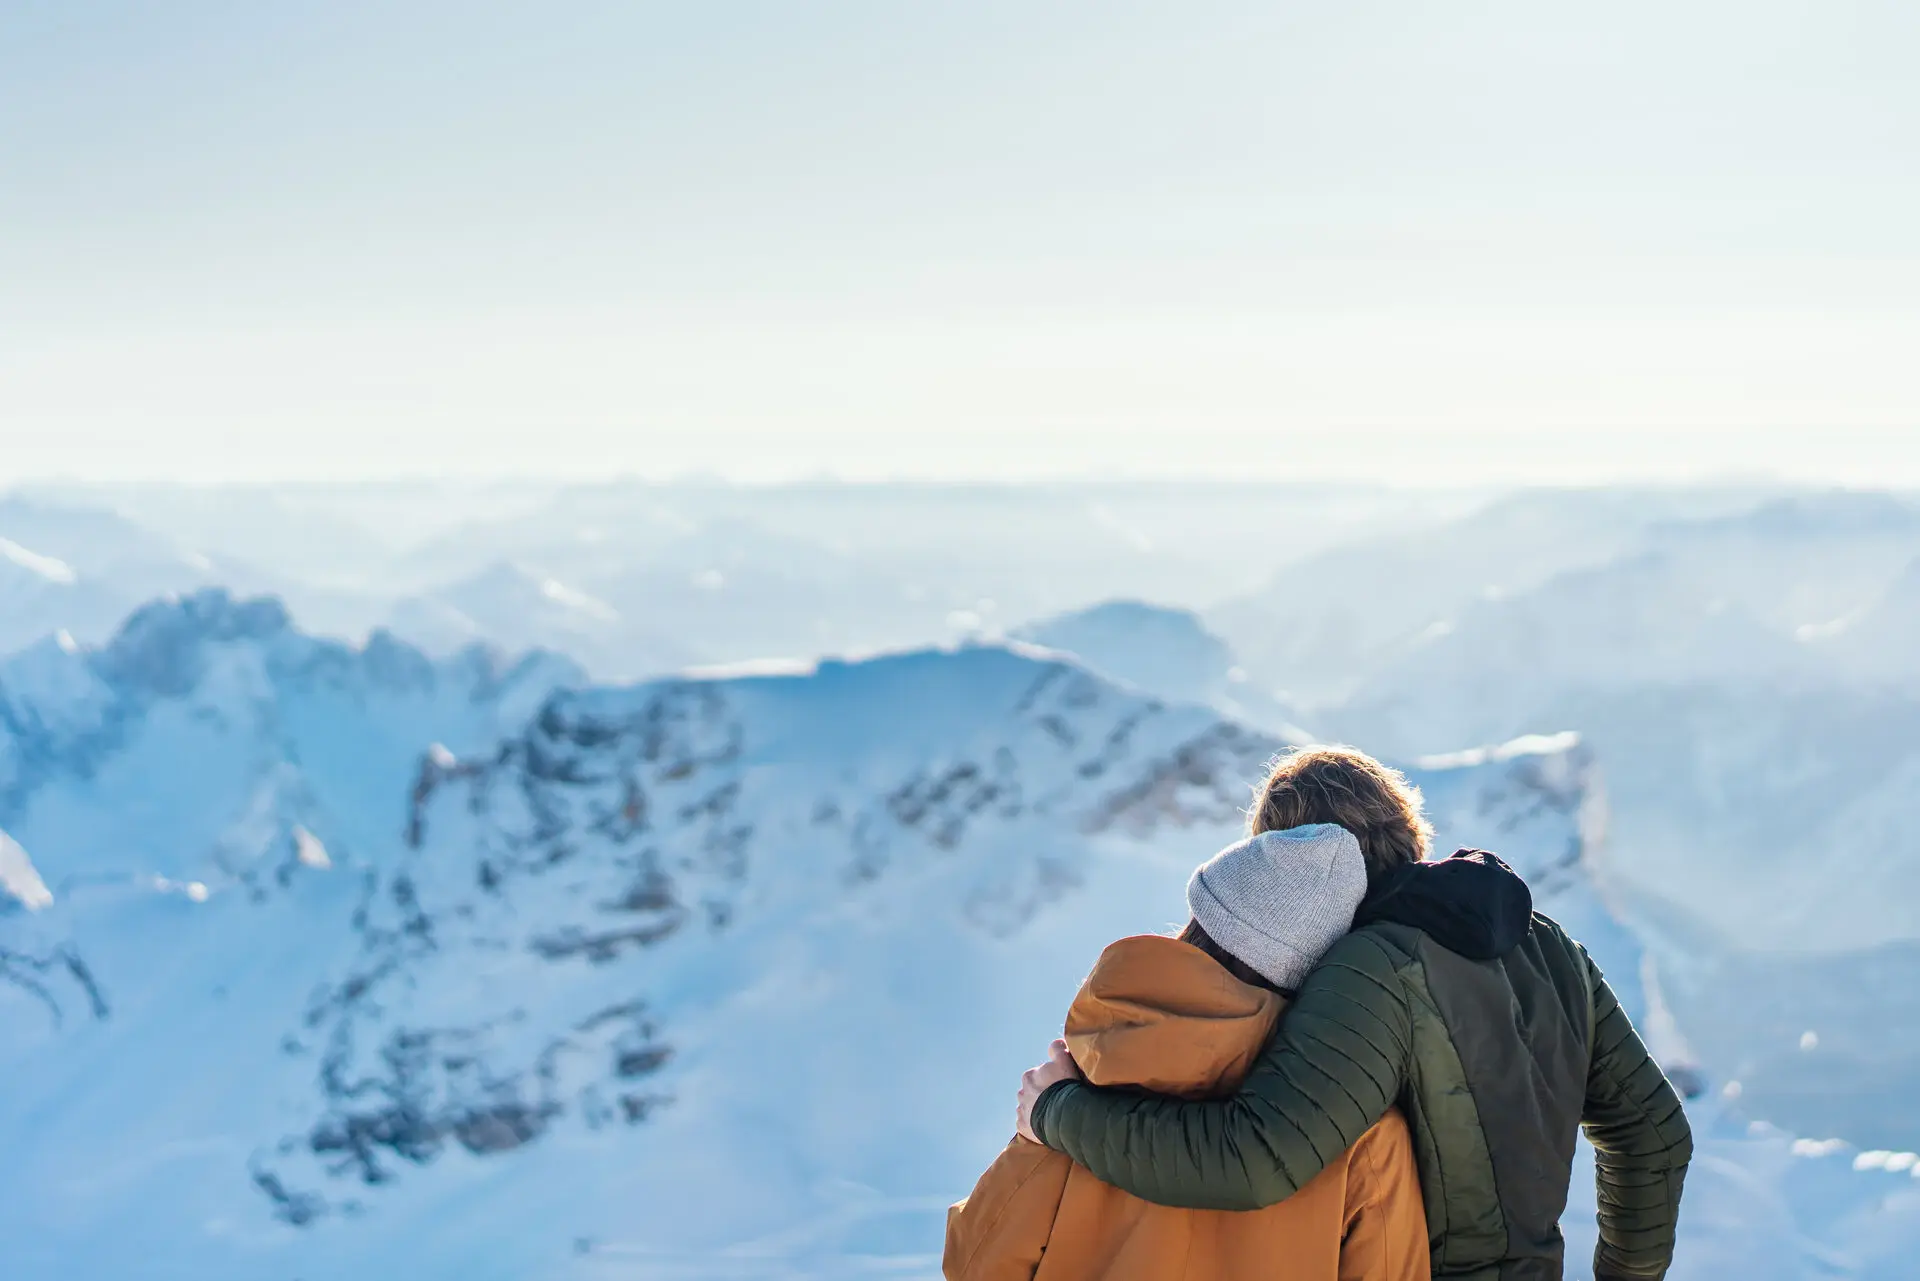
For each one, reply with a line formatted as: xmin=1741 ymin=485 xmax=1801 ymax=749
xmin=3 ymin=479 xmax=1477 ymax=681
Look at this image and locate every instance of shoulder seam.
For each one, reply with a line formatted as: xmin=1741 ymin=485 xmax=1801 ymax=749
xmin=1341 ymin=926 xmax=1417 ymax=969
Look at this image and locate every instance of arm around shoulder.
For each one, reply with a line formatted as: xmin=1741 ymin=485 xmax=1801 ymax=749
xmin=1035 ymin=931 xmax=1415 ymax=1211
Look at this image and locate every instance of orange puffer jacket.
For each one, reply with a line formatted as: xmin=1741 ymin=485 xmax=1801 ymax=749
xmin=945 ymin=935 xmax=1429 ymax=1281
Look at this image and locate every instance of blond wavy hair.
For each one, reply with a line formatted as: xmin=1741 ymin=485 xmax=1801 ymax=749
xmin=1248 ymin=745 xmax=1433 ymax=881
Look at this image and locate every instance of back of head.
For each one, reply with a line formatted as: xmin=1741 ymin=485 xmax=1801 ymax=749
xmin=1184 ymin=823 xmax=1369 ymax=992
xmin=1177 ymin=918 xmax=1277 ymax=993
xmin=1250 ymin=745 xmax=1432 ymax=885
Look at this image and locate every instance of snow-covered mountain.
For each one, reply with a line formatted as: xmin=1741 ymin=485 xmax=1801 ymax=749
xmin=1207 ymin=486 xmax=1779 ymax=706
xmin=364 ymin=480 xmax=1478 ymax=679
xmin=392 ymin=481 xmax=1454 ymax=621
xmin=10 ymin=479 xmax=1470 ymax=687
xmin=1813 ymin=554 xmax=1920 ymax=686
xmin=1325 ymin=493 xmax=1920 ymax=756
xmin=387 ymin=561 xmax=696 ymax=682
xmin=1198 ymin=490 xmax=1920 ymax=1187
xmin=0 ymin=590 xmax=580 ymax=892
xmin=6 ymin=591 xmax=1919 ymax=1279
xmin=1315 ymin=494 xmax=1920 ymax=957
xmin=0 ymin=497 xmax=229 ymax=656
xmin=1013 ymin=600 xmax=1312 ymax=738
xmin=0 ymin=591 xmax=1740 ymax=1279
xmin=385 ymin=517 xmax=954 ymax=678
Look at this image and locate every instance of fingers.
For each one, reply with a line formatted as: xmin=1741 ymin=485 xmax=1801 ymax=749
xmin=1015 ymin=1072 xmax=1042 ymax=1142
xmin=1016 ymin=1041 xmax=1079 ymax=1143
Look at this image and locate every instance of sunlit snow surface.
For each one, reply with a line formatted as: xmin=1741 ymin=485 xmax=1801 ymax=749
xmin=2 ymin=594 xmax=1916 ymax=1279
xmin=0 ymin=536 xmax=78 ymax=585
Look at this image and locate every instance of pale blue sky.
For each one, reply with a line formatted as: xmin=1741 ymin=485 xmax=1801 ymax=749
xmin=3 ymin=1 xmax=1918 ymax=482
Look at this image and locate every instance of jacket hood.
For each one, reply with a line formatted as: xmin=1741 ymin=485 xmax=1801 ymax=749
xmin=1063 ymin=935 xmax=1283 ymax=1099
xmin=1355 ymin=847 xmax=1535 ymax=960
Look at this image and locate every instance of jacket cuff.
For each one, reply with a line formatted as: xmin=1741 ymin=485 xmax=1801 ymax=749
xmin=1029 ymin=1078 xmax=1080 ymax=1148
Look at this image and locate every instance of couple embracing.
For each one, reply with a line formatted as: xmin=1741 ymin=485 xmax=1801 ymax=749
xmin=946 ymin=746 xmax=1692 ymax=1281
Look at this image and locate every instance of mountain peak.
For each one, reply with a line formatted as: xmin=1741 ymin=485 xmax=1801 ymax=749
xmin=95 ymin=590 xmax=293 ymax=697
xmin=1014 ymin=600 xmax=1308 ymax=738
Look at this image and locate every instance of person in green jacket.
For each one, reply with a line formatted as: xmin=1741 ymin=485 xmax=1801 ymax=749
xmin=1015 ymin=746 xmax=1693 ymax=1281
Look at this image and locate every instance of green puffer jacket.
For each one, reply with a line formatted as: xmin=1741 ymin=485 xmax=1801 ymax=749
xmin=1032 ymin=850 xmax=1692 ymax=1281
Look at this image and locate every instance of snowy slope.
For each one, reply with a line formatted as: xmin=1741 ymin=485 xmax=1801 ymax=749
xmin=1816 ymin=554 xmax=1920 ymax=687
xmin=1325 ymin=492 xmax=1920 ymax=765
xmin=1013 ymin=599 xmax=1312 ymax=738
xmin=1207 ymin=487 xmax=1777 ymax=705
xmin=1308 ymin=489 xmax=1920 ymax=963
xmin=2 ymin=600 xmax=1913 ymax=1279
xmin=1 ymin=635 xmax=1278 ymax=1276
xmin=0 ymin=590 xmax=581 ymax=892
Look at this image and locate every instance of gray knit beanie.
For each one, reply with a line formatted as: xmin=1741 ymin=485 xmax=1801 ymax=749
xmin=1186 ymin=823 xmax=1368 ymax=991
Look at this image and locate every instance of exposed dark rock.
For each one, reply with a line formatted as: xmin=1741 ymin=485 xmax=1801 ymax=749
xmin=528 ymin=915 xmax=685 ymax=962
xmin=251 ymin=1164 xmax=325 ymax=1227
xmin=0 ymin=943 xmax=110 ymax=1029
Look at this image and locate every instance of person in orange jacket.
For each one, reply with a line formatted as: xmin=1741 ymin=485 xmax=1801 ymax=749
xmin=945 ymin=824 xmax=1429 ymax=1281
